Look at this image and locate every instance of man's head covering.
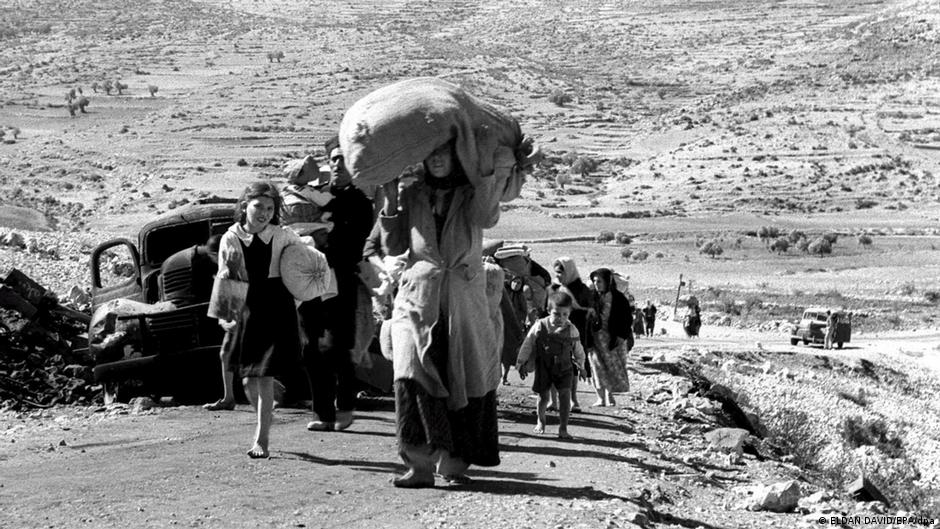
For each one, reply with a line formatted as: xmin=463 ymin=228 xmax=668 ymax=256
xmin=494 ymin=244 xmax=529 ymax=260
xmin=324 ymin=135 xmax=340 ymax=157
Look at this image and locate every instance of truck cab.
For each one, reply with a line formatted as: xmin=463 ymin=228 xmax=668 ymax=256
xmin=90 ymin=202 xmax=236 ymax=308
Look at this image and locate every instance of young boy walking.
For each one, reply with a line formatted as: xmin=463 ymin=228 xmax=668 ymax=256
xmin=516 ymin=291 xmax=586 ymax=439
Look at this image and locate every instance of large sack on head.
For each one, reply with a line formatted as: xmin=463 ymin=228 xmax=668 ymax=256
xmin=280 ymin=243 xmax=331 ymax=302
xmin=339 ymin=77 xmax=524 ymax=188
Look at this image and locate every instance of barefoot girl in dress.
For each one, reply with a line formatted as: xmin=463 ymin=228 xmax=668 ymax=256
xmin=216 ymin=181 xmax=302 ymax=458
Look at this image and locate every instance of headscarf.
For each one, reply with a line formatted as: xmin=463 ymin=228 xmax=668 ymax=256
xmin=588 ymin=268 xmax=616 ymax=294
xmin=552 ymin=256 xmax=581 ymax=287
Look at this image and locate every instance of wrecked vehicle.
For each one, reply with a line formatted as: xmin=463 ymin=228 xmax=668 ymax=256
xmin=88 ymin=200 xmax=236 ymax=403
xmin=88 ymin=199 xmax=391 ymax=404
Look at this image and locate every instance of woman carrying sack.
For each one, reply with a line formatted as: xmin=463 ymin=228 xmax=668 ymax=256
xmin=214 ymin=181 xmax=303 ymax=459
xmin=380 ymin=140 xmax=524 ymax=488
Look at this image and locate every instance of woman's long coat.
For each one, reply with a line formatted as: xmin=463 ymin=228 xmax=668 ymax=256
xmin=380 ymin=159 xmax=522 ymax=410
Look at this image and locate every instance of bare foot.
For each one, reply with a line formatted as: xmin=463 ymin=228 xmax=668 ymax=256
xmin=533 ymin=423 xmax=545 ymax=434
xmin=592 ymin=399 xmax=607 ymax=407
xmin=247 ymin=443 xmax=269 ymax=459
xmin=557 ymin=431 xmax=573 ymax=440
xmin=203 ymin=399 xmax=235 ymax=411
xmin=440 ymin=473 xmax=471 ymax=485
xmin=392 ymin=470 xmax=434 ymax=488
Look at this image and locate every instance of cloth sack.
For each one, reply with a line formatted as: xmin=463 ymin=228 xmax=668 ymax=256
xmin=279 ymin=243 xmax=331 ymax=302
xmin=339 ymin=77 xmax=524 ymax=188
xmin=207 ymin=277 xmax=248 ymax=321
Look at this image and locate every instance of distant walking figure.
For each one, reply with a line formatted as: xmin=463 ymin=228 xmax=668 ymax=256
xmin=643 ymin=300 xmax=657 ymax=337
xmin=824 ymin=310 xmax=839 ymax=350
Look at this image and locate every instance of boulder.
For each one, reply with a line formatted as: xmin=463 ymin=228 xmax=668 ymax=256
xmin=68 ymin=285 xmax=90 ymax=306
xmin=749 ymin=480 xmax=801 ymax=512
xmin=672 ymin=378 xmax=693 ymax=397
xmin=704 ymin=428 xmax=749 ymax=457
xmin=846 ymin=474 xmax=890 ymax=506
xmin=129 ymin=396 xmax=156 ymax=414
xmin=2 ymin=231 xmax=25 ymax=248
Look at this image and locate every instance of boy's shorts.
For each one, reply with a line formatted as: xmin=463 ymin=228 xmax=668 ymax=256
xmin=532 ymin=361 xmax=574 ymax=394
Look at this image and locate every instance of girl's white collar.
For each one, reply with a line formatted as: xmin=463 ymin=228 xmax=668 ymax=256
xmin=229 ymin=223 xmax=275 ymax=244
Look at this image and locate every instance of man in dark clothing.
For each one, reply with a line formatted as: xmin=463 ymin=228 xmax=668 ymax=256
xmin=301 ymin=135 xmax=374 ymax=432
xmin=643 ymin=301 xmax=657 ymax=337
xmin=159 ymin=235 xmax=221 ymax=305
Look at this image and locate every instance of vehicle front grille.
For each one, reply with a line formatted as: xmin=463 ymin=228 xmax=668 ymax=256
xmin=144 ymin=309 xmax=200 ymax=354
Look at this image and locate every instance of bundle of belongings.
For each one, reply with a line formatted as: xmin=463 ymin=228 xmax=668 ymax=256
xmin=280 ymin=155 xmax=334 ymax=237
xmin=338 ymin=76 xmax=538 ymax=190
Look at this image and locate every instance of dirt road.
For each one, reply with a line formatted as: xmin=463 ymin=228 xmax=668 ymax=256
xmin=1 ymin=357 xmax=809 ymax=529
xmin=638 ymin=317 xmax=940 ymax=372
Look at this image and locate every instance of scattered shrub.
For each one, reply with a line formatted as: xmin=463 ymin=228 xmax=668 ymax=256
xmin=699 ymin=239 xmax=723 ymax=258
xmin=620 ymin=247 xmax=633 ymax=260
xmin=596 ymin=230 xmax=615 ymax=244
xmin=743 ymin=295 xmax=763 ymax=313
xmin=267 ymin=51 xmax=285 ymax=63
xmin=770 ymin=237 xmax=790 ymax=254
xmin=614 ymin=232 xmax=632 ymax=245
xmin=147 ymin=85 xmax=158 ymax=97
xmin=822 ymin=232 xmax=839 ymax=244
xmin=570 ymin=155 xmax=599 ymax=175
xmin=787 ymin=229 xmax=805 ymax=244
xmin=857 ymin=234 xmax=873 ymax=247
xmin=841 ymin=416 xmax=904 ymax=458
xmin=924 ymin=290 xmax=940 ymax=303
xmin=236 ymin=158 xmax=248 ymax=167
xmin=808 ymin=237 xmax=832 ymax=256
xmin=762 ymin=408 xmax=825 ymax=469
xmin=796 ymin=237 xmax=810 ymax=253
xmin=548 ymin=88 xmax=572 ymax=106
xmin=757 ymin=225 xmax=780 ymax=245
xmin=898 ymin=283 xmax=915 ymax=296
xmin=632 ymin=250 xmax=649 ymax=261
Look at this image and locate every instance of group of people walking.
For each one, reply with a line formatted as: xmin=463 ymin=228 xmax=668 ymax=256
xmin=199 ymin=130 xmax=662 ymax=487
xmin=502 ymin=254 xmax=655 ymax=440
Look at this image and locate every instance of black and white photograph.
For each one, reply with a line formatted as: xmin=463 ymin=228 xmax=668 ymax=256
xmin=0 ymin=0 xmax=938 ymax=527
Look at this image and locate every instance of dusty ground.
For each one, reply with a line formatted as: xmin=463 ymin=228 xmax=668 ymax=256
xmin=2 ymin=321 xmax=938 ymax=528
xmin=2 ymin=0 xmax=940 ymax=526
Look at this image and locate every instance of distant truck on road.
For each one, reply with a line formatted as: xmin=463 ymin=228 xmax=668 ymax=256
xmin=790 ymin=307 xmax=851 ymax=349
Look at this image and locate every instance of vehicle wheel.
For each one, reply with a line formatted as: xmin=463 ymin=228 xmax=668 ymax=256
xmin=803 ymin=339 xmax=809 ymax=345
xmin=790 ymin=338 xmax=799 ymax=346
xmin=837 ymin=342 xmax=843 ymax=349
